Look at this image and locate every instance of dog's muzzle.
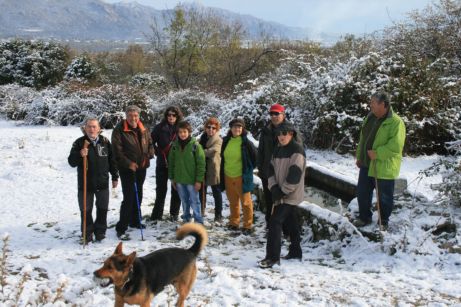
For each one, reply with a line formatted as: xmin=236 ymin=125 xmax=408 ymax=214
xmin=93 ymin=273 xmax=112 ymax=288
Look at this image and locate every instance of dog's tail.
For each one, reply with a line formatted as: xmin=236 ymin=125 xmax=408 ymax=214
xmin=176 ymin=223 xmax=208 ymax=256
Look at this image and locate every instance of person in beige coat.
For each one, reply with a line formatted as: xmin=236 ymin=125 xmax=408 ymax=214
xmin=199 ymin=117 xmax=223 ymax=221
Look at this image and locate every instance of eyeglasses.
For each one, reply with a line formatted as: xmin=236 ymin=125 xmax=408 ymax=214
xmin=167 ymin=113 xmax=177 ymax=118
xmin=206 ymin=126 xmax=217 ymax=130
xmin=231 ymin=125 xmax=243 ymax=128
xmin=277 ymin=131 xmax=290 ymax=136
xmin=270 ymin=112 xmax=282 ymax=116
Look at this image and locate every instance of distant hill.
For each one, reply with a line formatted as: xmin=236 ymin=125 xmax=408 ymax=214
xmin=0 ymin=0 xmax=339 ymax=44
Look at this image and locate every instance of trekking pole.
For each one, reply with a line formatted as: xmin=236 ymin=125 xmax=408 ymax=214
xmin=82 ymin=140 xmax=90 ymax=248
xmin=133 ymin=174 xmax=144 ymax=241
xmin=373 ymin=160 xmax=383 ymax=231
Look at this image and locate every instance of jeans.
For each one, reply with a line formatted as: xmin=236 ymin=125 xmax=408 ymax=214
xmin=116 ymin=169 xmax=146 ymax=233
xmin=151 ymin=166 xmax=181 ymax=219
xmin=357 ymin=167 xmax=395 ymax=224
xmin=176 ymin=183 xmax=203 ymax=224
xmin=266 ymin=203 xmax=302 ymax=261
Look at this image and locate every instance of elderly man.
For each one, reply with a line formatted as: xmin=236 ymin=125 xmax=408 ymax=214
xmin=259 ymin=121 xmax=306 ymax=268
xmin=354 ymin=92 xmax=406 ymax=230
xmin=257 ymin=103 xmax=303 ymax=228
xmin=112 ymin=106 xmax=154 ymax=239
xmin=68 ymin=118 xmax=119 ymax=243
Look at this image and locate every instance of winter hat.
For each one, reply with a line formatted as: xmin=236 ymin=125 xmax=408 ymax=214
xmin=229 ymin=118 xmax=245 ymax=128
xmin=269 ymin=103 xmax=285 ymax=113
xmin=275 ymin=121 xmax=295 ymax=135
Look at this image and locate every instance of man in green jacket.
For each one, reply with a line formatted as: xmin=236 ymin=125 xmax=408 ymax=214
xmin=354 ymin=92 xmax=406 ymax=230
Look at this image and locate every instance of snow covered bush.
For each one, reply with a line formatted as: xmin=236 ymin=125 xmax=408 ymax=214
xmin=64 ymin=55 xmax=98 ymax=83
xmin=0 ymin=84 xmax=154 ymax=128
xmin=0 ymin=39 xmax=69 ymax=89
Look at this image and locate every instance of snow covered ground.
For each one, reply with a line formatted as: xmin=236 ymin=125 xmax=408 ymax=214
xmin=0 ymin=120 xmax=460 ymax=306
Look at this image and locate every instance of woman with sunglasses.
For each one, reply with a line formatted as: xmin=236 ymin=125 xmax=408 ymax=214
xmin=150 ymin=106 xmax=184 ymax=222
xmin=220 ymin=118 xmax=257 ymax=234
xmin=198 ymin=117 xmax=223 ymax=222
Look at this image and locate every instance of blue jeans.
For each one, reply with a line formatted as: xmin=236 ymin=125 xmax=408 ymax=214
xmin=357 ymin=167 xmax=395 ymax=224
xmin=176 ymin=183 xmax=203 ymax=224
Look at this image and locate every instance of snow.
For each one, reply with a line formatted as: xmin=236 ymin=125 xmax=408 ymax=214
xmin=0 ymin=120 xmax=460 ymax=306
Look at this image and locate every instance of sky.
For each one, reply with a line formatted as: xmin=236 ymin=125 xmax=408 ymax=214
xmin=105 ymin=0 xmax=435 ymax=34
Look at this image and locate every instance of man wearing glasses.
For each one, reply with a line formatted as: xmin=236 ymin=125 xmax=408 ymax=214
xmin=150 ymin=106 xmax=184 ymax=222
xmin=257 ymin=103 xmax=303 ymax=229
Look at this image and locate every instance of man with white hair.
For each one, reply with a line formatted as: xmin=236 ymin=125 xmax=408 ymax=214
xmin=68 ymin=118 xmax=119 ymax=243
xmin=112 ymin=106 xmax=154 ymax=239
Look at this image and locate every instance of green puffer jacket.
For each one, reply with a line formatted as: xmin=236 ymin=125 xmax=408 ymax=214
xmin=168 ymin=138 xmax=206 ymax=185
xmin=356 ymin=108 xmax=406 ymax=179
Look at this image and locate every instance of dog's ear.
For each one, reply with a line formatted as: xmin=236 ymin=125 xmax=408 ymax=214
xmin=114 ymin=242 xmax=123 ymax=255
xmin=126 ymin=251 xmax=136 ymax=267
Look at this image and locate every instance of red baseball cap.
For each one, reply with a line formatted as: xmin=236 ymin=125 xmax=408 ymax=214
xmin=269 ymin=103 xmax=285 ymax=113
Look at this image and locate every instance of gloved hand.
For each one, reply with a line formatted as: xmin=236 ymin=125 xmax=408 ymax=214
xmin=270 ymin=185 xmax=285 ymax=201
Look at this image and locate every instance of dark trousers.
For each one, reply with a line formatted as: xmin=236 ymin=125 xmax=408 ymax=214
xmin=78 ymin=188 xmax=109 ymax=239
xmin=116 ymin=168 xmax=146 ymax=233
xmin=266 ymin=203 xmax=302 ymax=261
xmin=199 ymin=184 xmax=223 ymax=218
xmin=261 ymin=178 xmax=274 ymax=225
xmin=151 ymin=166 xmax=181 ymax=219
xmin=357 ymin=167 xmax=395 ymax=224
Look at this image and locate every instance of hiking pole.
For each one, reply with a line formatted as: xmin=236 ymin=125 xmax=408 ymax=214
xmin=82 ymin=140 xmax=90 ymax=248
xmin=373 ymin=160 xmax=383 ymax=231
xmin=133 ymin=174 xmax=144 ymax=241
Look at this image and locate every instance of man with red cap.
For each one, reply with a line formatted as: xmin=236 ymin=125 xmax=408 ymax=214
xmin=257 ymin=103 xmax=303 ymax=229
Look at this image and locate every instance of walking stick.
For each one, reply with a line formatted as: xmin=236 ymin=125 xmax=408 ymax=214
xmin=201 ymin=182 xmax=206 ymax=217
xmin=133 ymin=175 xmax=144 ymax=241
xmin=82 ymin=140 xmax=90 ymax=247
xmin=373 ymin=160 xmax=383 ymax=231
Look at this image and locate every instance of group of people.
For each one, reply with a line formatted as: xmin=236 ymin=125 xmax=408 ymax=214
xmin=68 ymin=92 xmax=406 ymax=269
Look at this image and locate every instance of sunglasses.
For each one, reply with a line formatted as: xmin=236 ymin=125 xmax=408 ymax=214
xmin=277 ymin=131 xmax=291 ymax=136
xmin=206 ymin=126 xmax=217 ymax=130
xmin=270 ymin=112 xmax=282 ymax=116
xmin=167 ymin=113 xmax=177 ymax=117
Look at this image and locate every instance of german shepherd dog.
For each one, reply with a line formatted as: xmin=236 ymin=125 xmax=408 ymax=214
xmin=94 ymin=223 xmax=208 ymax=307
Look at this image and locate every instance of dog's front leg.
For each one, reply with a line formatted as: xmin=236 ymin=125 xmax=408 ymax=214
xmin=114 ymin=294 xmax=125 ymax=307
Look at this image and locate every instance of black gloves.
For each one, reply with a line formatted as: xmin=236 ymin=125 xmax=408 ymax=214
xmin=270 ymin=185 xmax=285 ymax=201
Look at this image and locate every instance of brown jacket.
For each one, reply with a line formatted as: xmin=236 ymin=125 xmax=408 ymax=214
xmin=111 ymin=120 xmax=154 ymax=170
xmin=200 ymin=133 xmax=222 ymax=186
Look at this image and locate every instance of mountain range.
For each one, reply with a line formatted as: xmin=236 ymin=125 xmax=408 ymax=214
xmin=0 ymin=0 xmax=339 ymax=44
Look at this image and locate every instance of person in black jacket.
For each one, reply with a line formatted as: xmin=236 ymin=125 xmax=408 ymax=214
xmin=68 ymin=118 xmax=119 ymax=242
xmin=150 ymin=106 xmax=183 ymax=222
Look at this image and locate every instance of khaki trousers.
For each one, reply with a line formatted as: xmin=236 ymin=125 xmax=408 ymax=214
xmin=225 ymin=175 xmax=253 ymax=229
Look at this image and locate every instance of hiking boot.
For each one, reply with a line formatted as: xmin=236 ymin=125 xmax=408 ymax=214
xmin=95 ymin=234 xmax=106 ymax=242
xmin=116 ymin=231 xmax=130 ymax=241
xmin=227 ymin=224 xmax=239 ymax=231
xmin=258 ymin=258 xmax=280 ymax=269
xmin=169 ymin=215 xmax=179 ymax=222
xmin=281 ymin=254 xmax=302 ymax=261
xmin=353 ymin=219 xmax=371 ymax=227
xmin=214 ymin=215 xmax=223 ymax=223
xmin=242 ymin=228 xmax=254 ymax=235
